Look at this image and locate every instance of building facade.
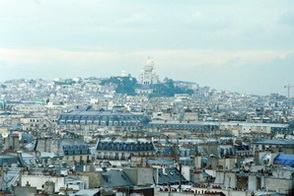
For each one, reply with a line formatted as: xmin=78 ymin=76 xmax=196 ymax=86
xmin=139 ymin=57 xmax=159 ymax=85
xmin=95 ymin=138 xmax=156 ymax=160
xmin=57 ymin=109 xmax=150 ymax=131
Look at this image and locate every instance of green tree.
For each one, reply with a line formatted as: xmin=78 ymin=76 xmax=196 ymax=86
xmin=101 ymin=75 xmax=137 ymax=95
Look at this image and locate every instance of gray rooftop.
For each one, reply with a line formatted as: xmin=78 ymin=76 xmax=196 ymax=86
xmin=157 ymin=168 xmax=188 ymax=185
xmin=58 ymin=110 xmax=149 ymax=126
xmin=101 ymin=170 xmax=133 ymax=188
xmin=253 ymin=139 xmax=294 ymax=146
xmin=96 ymin=138 xmax=155 ymax=152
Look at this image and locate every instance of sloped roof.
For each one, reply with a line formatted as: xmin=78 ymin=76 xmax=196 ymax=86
xmin=60 ymin=140 xmax=91 ymax=156
xmin=253 ymin=139 xmax=294 ymax=146
xmin=0 ymin=154 xmax=19 ymax=167
xmin=273 ymin=154 xmax=294 ymax=166
xmin=101 ymin=170 xmax=133 ymax=188
xmin=58 ymin=110 xmax=149 ymax=125
xmin=147 ymin=159 xmax=175 ymax=165
xmin=157 ymin=168 xmax=188 ymax=185
xmin=70 ymin=189 xmax=100 ymax=196
xmin=96 ymin=138 xmax=155 ymax=152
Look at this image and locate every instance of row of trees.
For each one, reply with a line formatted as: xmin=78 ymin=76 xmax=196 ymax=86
xmin=149 ymin=78 xmax=194 ymax=97
xmin=101 ymin=75 xmax=137 ymax=95
xmin=100 ymin=76 xmax=194 ymax=97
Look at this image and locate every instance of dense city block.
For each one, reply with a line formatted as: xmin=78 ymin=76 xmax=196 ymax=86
xmin=0 ymin=59 xmax=293 ymax=196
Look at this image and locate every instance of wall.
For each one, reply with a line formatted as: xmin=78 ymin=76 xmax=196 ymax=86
xmin=265 ymin=177 xmax=293 ymax=194
xmin=224 ymin=172 xmax=236 ymax=189
xmin=13 ymin=186 xmax=37 ymax=196
xmin=124 ymin=168 xmax=154 ymax=186
xmin=74 ymin=171 xmax=102 ymax=188
xmin=155 ymin=188 xmax=252 ymax=196
xmin=21 ymin=174 xmax=65 ymax=192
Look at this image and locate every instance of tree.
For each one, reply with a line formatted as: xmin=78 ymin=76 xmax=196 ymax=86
xmin=101 ymin=76 xmax=137 ymax=95
xmin=149 ymin=78 xmax=194 ymax=97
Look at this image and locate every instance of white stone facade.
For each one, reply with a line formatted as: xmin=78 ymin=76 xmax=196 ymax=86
xmin=139 ymin=57 xmax=159 ymax=85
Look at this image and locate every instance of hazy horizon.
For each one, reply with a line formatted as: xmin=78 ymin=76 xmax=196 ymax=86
xmin=1 ymin=0 xmax=294 ymax=96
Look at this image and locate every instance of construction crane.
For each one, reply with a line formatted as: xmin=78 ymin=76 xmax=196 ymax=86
xmin=284 ymin=84 xmax=294 ymax=110
xmin=284 ymin=84 xmax=294 ymax=98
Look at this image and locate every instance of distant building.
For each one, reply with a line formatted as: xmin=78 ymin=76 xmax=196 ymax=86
xmin=0 ymin=98 xmax=12 ymax=110
xmin=95 ymin=137 xmax=156 ymax=160
xmin=59 ymin=140 xmax=91 ymax=163
xmin=146 ymin=120 xmax=219 ymax=132
xmin=139 ymin=57 xmax=159 ymax=86
xmin=252 ymin=139 xmax=294 ymax=155
xmin=100 ymin=170 xmax=134 ymax=188
xmin=0 ymin=154 xmax=20 ymax=167
xmin=57 ymin=109 xmax=150 ymax=131
xmin=135 ymin=86 xmax=154 ymax=95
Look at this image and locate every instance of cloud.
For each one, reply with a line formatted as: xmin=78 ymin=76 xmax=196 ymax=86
xmin=114 ymin=13 xmax=148 ymax=27
xmin=162 ymin=52 xmax=294 ymax=95
xmin=278 ymin=10 xmax=294 ymax=25
xmin=0 ymin=1 xmax=293 ymax=95
xmin=1 ymin=1 xmax=293 ymax=51
xmin=1 ymin=48 xmax=290 ymax=68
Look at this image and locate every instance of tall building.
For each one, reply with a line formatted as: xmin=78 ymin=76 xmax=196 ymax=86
xmin=139 ymin=57 xmax=159 ymax=85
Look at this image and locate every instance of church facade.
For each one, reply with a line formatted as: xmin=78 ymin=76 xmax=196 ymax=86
xmin=138 ymin=57 xmax=159 ymax=86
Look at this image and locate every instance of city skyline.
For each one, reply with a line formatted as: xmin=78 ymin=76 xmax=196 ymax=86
xmin=1 ymin=0 xmax=294 ymax=95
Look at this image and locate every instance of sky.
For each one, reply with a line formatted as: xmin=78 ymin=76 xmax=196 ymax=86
xmin=0 ymin=0 xmax=294 ymax=95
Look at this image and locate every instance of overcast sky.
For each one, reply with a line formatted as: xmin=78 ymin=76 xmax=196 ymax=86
xmin=0 ymin=0 xmax=294 ymax=95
